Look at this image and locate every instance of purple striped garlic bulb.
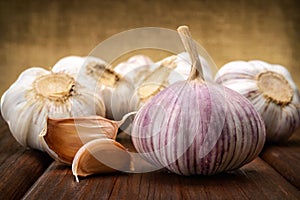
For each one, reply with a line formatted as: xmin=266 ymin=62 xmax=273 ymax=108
xmin=131 ymin=26 xmax=266 ymax=175
xmin=215 ymin=61 xmax=300 ymax=143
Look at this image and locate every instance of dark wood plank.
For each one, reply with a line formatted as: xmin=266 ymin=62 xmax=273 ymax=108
xmin=23 ymin=133 xmax=300 ymax=200
xmin=109 ymin=158 xmax=300 ymax=200
xmin=0 ymin=119 xmax=53 ymax=200
xmin=22 ymin=162 xmax=120 ymax=200
xmin=23 ymin=158 xmax=300 ymax=200
xmin=260 ymin=128 xmax=300 ymax=189
xmin=0 ymin=149 xmax=52 ymax=200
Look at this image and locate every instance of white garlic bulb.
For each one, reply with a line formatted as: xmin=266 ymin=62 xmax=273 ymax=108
xmin=0 ymin=66 xmax=106 ymax=151
xmin=215 ymin=60 xmax=300 ymax=143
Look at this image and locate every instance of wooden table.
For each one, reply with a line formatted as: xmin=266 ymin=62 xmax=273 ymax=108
xmin=0 ymin=113 xmax=299 ymax=200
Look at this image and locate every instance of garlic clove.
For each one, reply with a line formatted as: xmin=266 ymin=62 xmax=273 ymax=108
xmin=72 ymin=138 xmax=132 ymax=182
xmin=41 ymin=112 xmax=136 ymax=164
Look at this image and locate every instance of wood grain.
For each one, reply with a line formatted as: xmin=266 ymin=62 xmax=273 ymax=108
xmin=22 ymin=158 xmax=300 ymax=200
xmin=0 ymin=117 xmax=52 ymax=200
xmin=260 ymin=128 xmax=300 ymax=189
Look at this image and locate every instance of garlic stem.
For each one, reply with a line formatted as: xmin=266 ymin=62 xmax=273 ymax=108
xmin=177 ymin=26 xmax=203 ymax=81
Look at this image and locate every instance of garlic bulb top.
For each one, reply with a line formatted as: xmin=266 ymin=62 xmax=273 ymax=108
xmin=131 ymin=26 xmax=266 ymax=175
xmin=1 ymin=65 xmax=106 ymax=151
xmin=215 ymin=60 xmax=300 ymax=143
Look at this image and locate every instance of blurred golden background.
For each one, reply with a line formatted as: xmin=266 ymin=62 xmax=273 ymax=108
xmin=0 ymin=0 xmax=299 ymax=96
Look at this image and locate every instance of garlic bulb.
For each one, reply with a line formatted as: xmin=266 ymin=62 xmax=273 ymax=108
xmin=72 ymin=138 xmax=132 ymax=182
xmin=215 ymin=60 xmax=300 ymax=143
xmin=131 ymin=26 xmax=266 ymax=175
xmin=0 ymin=66 xmax=106 ymax=151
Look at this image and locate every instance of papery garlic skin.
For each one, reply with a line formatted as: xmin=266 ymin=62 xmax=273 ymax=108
xmin=215 ymin=60 xmax=300 ymax=143
xmin=0 ymin=66 xmax=106 ymax=151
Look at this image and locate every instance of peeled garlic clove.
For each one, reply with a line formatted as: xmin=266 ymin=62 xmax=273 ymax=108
xmin=131 ymin=26 xmax=266 ymax=176
xmin=1 ymin=67 xmax=106 ymax=151
xmin=72 ymin=138 xmax=132 ymax=182
xmin=77 ymin=56 xmax=136 ymax=120
xmin=215 ymin=60 xmax=300 ymax=143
